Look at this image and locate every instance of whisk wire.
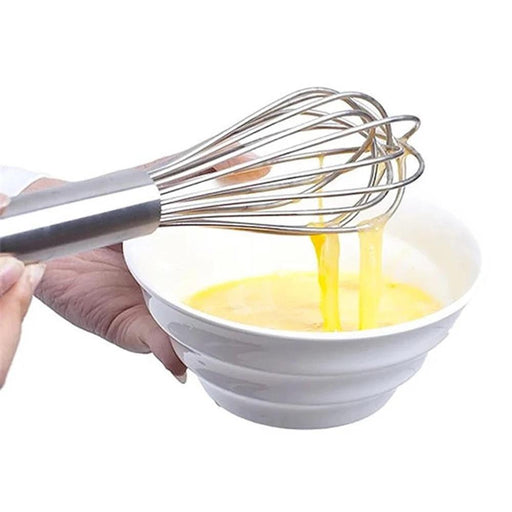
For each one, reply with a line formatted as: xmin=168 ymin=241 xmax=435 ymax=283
xmin=148 ymin=88 xmax=424 ymax=234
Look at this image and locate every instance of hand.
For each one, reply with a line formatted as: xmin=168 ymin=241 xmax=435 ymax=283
xmin=24 ymin=176 xmax=188 ymax=383
xmin=0 ymin=194 xmax=46 ymax=388
xmin=14 ymin=152 xmax=268 ymax=385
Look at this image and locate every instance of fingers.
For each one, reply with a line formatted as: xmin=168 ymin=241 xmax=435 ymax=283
xmin=137 ymin=319 xmax=188 ymax=383
xmin=213 ymin=153 xmax=272 ymax=185
xmin=133 ymin=151 xmax=271 ymax=185
xmin=0 ymin=193 xmax=10 ymax=214
xmin=1 ymin=197 xmax=45 ymax=388
xmin=107 ymin=303 xmax=187 ymax=383
xmin=0 ymin=262 xmax=45 ymax=388
xmin=0 ymin=257 xmax=25 ymax=296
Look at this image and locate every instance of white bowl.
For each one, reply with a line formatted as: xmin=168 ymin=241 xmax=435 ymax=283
xmin=124 ymin=196 xmax=481 ymax=429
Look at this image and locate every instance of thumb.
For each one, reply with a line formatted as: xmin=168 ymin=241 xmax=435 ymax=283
xmin=117 ymin=307 xmax=187 ymax=383
xmin=0 ymin=264 xmax=45 ymax=388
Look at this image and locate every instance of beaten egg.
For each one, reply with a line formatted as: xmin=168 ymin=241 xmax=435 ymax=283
xmin=187 ymin=158 xmax=441 ymax=332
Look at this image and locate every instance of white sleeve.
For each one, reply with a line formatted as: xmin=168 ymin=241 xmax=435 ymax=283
xmin=0 ymin=165 xmax=44 ymax=197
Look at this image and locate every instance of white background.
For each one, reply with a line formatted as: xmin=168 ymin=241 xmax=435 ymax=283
xmin=1 ymin=1 xmax=510 ymax=510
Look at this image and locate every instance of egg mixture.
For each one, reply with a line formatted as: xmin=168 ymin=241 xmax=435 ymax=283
xmin=186 ymin=160 xmax=440 ymax=332
xmin=186 ymin=233 xmax=440 ymax=332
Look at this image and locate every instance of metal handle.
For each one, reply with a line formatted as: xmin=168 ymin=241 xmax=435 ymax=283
xmin=0 ymin=169 xmax=161 ymax=263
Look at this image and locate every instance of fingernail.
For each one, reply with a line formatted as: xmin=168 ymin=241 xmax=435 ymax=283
xmin=0 ymin=257 xmax=25 ymax=291
xmin=26 ymin=264 xmax=46 ymax=292
xmin=173 ymin=371 xmax=187 ymax=384
xmin=0 ymin=194 xmax=10 ymax=209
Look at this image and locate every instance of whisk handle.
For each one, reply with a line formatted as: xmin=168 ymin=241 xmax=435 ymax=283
xmin=0 ymin=169 xmax=161 ymax=263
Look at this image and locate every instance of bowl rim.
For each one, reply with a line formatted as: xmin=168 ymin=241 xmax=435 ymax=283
xmin=124 ymin=196 xmax=482 ymax=342
xmin=125 ymin=263 xmax=481 ymax=341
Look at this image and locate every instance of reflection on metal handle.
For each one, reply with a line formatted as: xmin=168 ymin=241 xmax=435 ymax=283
xmin=0 ymin=169 xmax=161 ymax=263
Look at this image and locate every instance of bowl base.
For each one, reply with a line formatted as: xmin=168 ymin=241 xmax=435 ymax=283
xmin=200 ymin=378 xmax=395 ymax=429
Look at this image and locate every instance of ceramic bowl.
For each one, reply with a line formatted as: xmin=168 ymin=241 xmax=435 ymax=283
xmin=124 ymin=196 xmax=481 ymax=429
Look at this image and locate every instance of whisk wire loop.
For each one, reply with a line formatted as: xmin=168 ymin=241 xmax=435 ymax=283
xmin=0 ymin=87 xmax=424 ymax=263
xmin=150 ymin=88 xmax=423 ymax=234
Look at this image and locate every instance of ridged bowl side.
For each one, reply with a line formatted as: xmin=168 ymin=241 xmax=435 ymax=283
xmin=144 ymin=293 xmax=461 ymax=428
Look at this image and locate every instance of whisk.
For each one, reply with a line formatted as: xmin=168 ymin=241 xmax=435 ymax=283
xmin=0 ymin=87 xmax=424 ymax=263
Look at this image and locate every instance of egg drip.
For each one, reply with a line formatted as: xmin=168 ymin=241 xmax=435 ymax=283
xmin=187 ymin=157 xmax=439 ymax=332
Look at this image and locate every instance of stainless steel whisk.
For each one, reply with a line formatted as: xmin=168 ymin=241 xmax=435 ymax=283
xmin=0 ymin=87 xmax=424 ymax=263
